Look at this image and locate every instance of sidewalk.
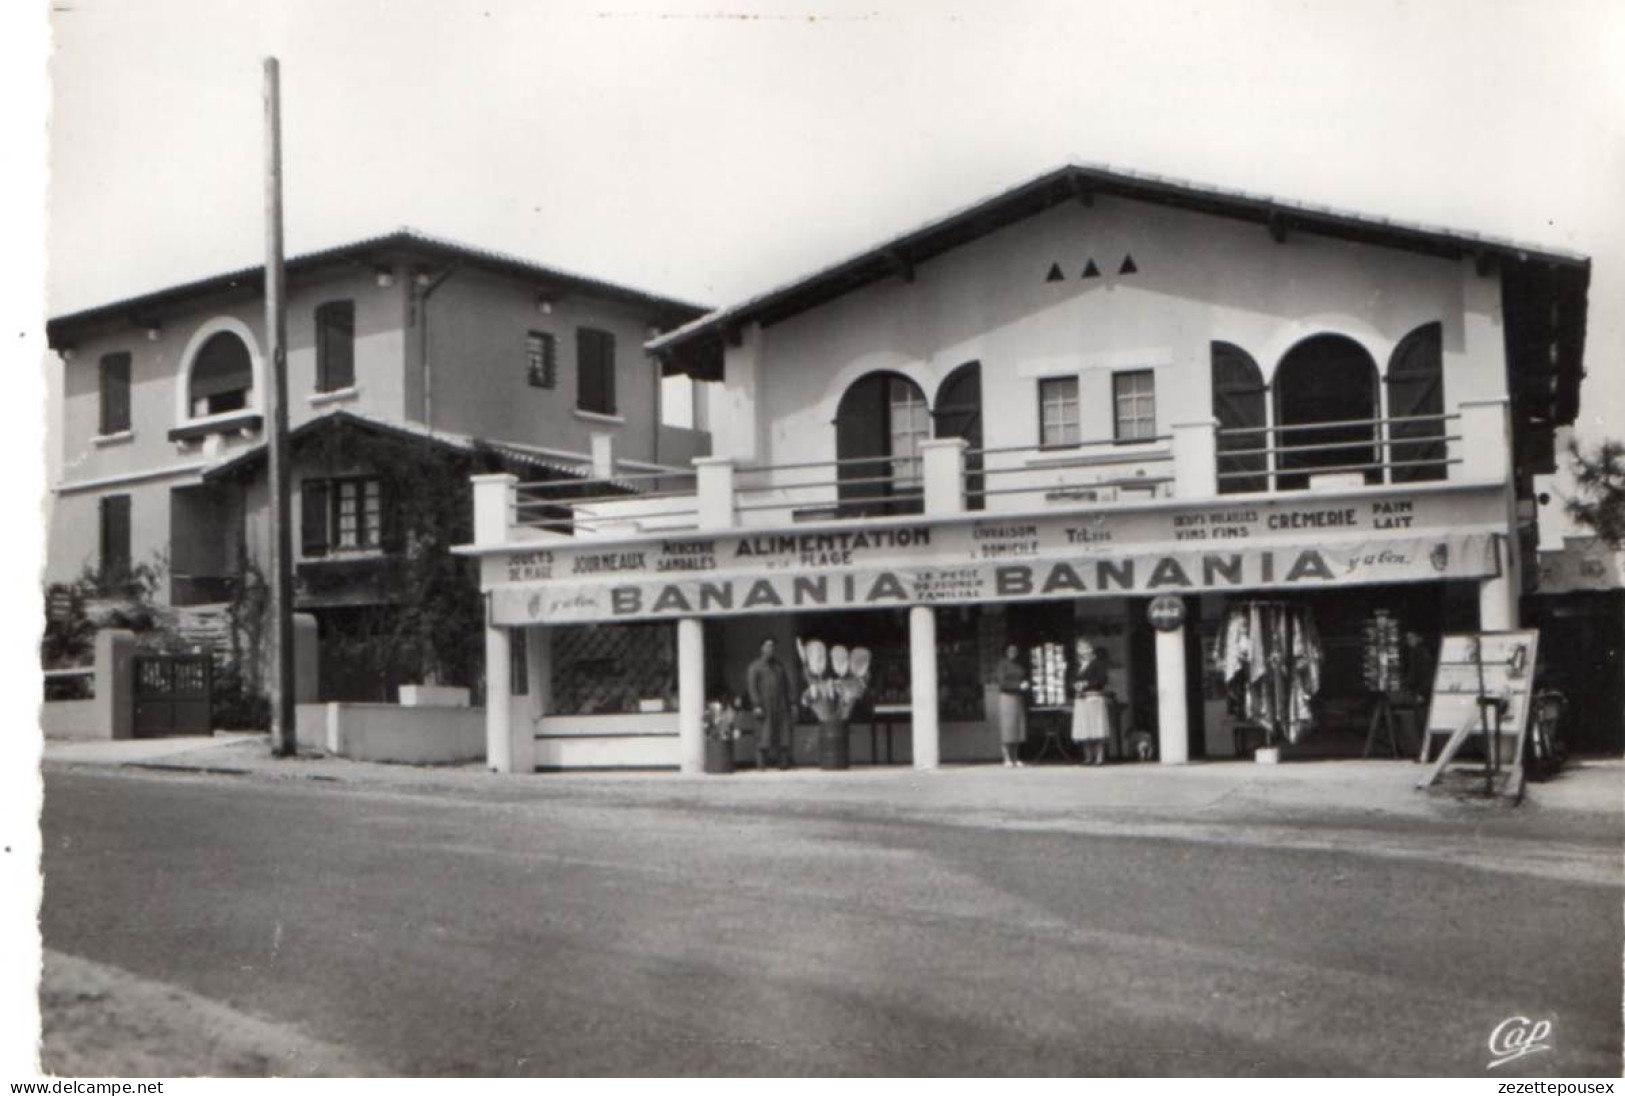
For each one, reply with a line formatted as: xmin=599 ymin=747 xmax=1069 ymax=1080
xmin=41 ymin=730 xmax=1625 ymax=822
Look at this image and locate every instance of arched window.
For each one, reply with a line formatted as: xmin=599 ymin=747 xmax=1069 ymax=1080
xmin=1211 ymin=342 xmax=1267 ymax=494
xmin=1273 ymin=335 xmax=1381 ymax=490
xmin=1386 ymin=322 xmax=1446 ymax=483
xmin=188 ymin=331 xmax=254 ymax=417
xmin=835 ymin=372 xmax=929 ymax=516
xmin=935 ymin=362 xmax=983 ymax=510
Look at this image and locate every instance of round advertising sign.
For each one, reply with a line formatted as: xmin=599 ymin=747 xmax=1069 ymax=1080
xmin=1147 ymin=595 xmax=1185 ymax=632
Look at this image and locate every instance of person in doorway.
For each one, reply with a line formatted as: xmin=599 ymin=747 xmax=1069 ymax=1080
xmin=993 ymin=644 xmax=1029 ymax=768
xmin=747 ymin=637 xmax=795 ymax=770
xmin=1071 ymin=641 xmax=1111 ymax=765
xmin=1402 ymin=630 xmax=1436 ymax=703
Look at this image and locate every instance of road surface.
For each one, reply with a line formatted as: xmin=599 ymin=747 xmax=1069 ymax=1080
xmin=39 ymin=767 xmax=1622 ymax=1076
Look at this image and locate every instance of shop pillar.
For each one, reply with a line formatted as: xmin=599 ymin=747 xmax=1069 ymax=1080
xmin=485 ymin=623 xmax=531 ymax=773
xmin=920 ymin=438 xmax=967 ymax=516
xmin=1172 ymin=419 xmax=1218 ymax=499
xmin=471 ymin=472 xmax=517 ymax=546
xmin=677 ymin=617 xmax=706 ymax=774
xmin=909 ymin=605 xmax=940 ymax=770
xmin=1479 ymin=534 xmax=1519 ymax=631
xmin=1155 ymin=623 xmax=1190 ymax=764
xmin=694 ymin=456 xmax=738 ymax=529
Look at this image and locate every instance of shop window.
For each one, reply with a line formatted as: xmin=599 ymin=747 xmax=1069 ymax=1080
xmin=935 ymin=362 xmax=984 ymax=510
xmin=526 ymin=330 xmax=557 ymax=389
xmin=301 ymin=476 xmax=398 ymax=556
xmin=315 ymin=300 xmax=355 ymax=393
xmin=1039 ymin=376 xmax=1080 ymax=448
xmin=1272 ymin=335 xmax=1380 ymax=490
xmin=576 ymin=328 xmax=616 ymax=415
xmin=188 ymin=330 xmax=254 ymax=417
xmin=550 ymin=622 xmax=676 ymax=715
xmin=835 ymin=371 xmax=929 ymax=517
xmin=99 ymin=351 xmax=131 ymax=435
xmin=1112 ymin=370 xmax=1156 ymax=441
xmin=98 ymin=494 xmax=131 ymax=588
xmin=1211 ymin=343 xmax=1267 ymax=494
xmin=1386 ymin=322 xmax=1446 ymax=483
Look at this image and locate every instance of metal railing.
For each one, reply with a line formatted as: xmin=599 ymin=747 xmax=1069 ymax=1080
xmin=733 ymin=454 xmax=924 ymax=521
xmin=964 ymin=436 xmax=1175 ymax=504
xmin=513 ymin=466 xmax=701 ymax=534
xmin=1215 ymin=412 xmax=1459 ymax=491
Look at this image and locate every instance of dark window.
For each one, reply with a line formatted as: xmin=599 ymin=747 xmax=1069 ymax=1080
xmin=1212 ymin=343 xmax=1267 ymax=494
xmin=576 ymin=328 xmax=616 ymax=415
xmin=315 ymin=301 xmax=355 ymax=393
xmin=98 ymin=494 xmax=131 ymax=587
xmin=834 ymin=371 xmax=929 ymax=517
xmin=1273 ymin=335 xmax=1381 ymax=490
xmin=1038 ymin=376 xmax=1080 ymax=447
xmin=302 ymin=476 xmax=398 ymax=557
xmin=527 ymin=331 xmax=557 ymax=389
xmin=99 ymin=352 xmax=131 ymax=435
xmin=1386 ymin=322 xmax=1446 ymax=483
xmin=1112 ymin=370 xmax=1156 ymax=441
xmin=935 ymin=362 xmax=984 ymax=511
xmin=188 ymin=331 xmax=253 ymax=417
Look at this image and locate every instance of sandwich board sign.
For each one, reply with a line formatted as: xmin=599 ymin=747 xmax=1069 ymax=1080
xmin=1417 ymin=630 xmax=1540 ymax=795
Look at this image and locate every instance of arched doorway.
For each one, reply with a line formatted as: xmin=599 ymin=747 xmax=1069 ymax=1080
xmin=835 ymin=372 xmax=930 ymax=516
xmin=1273 ymin=335 xmax=1381 ymax=490
xmin=934 ymin=362 xmax=983 ymax=511
xmin=1211 ymin=342 xmax=1267 ymax=494
xmin=1386 ymin=322 xmax=1446 ymax=483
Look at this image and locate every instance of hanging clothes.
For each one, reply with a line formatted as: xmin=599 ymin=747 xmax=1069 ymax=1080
xmin=1217 ymin=601 xmax=1324 ymax=745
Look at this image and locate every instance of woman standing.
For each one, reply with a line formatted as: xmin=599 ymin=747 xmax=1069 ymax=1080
xmin=1071 ymin=641 xmax=1111 ymax=766
xmin=993 ymin=644 xmax=1029 ymax=768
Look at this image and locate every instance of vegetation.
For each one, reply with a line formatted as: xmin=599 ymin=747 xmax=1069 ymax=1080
xmin=1564 ymin=437 xmax=1625 ymax=548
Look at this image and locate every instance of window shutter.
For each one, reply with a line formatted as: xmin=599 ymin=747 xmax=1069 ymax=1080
xmin=316 ymin=301 xmax=355 ymax=392
xmin=99 ymin=495 xmax=131 ymax=584
xmin=1386 ymin=322 xmax=1445 ymax=483
xmin=1211 ymin=343 xmax=1267 ymax=494
xmin=835 ymin=374 xmax=891 ymax=513
xmin=380 ymin=480 xmax=405 ymax=553
xmin=301 ymin=480 xmax=330 ymax=557
xmin=577 ymin=329 xmax=616 ymax=414
xmin=100 ymin=353 xmax=131 ymax=435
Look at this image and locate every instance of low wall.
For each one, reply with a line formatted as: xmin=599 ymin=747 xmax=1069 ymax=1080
xmin=534 ymin=712 xmax=680 ymax=769
xmin=296 ymin=702 xmax=486 ymax=764
xmin=40 ymin=699 xmax=100 ymax=740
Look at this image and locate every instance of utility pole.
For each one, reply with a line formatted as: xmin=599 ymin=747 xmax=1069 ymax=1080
xmin=264 ymin=57 xmax=297 ymax=756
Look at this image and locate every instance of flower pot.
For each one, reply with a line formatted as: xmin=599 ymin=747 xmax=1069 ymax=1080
xmin=703 ymin=737 xmax=735 ymax=775
xmin=818 ymin=719 xmax=850 ymax=771
xmin=1255 ymin=745 xmax=1281 ymax=765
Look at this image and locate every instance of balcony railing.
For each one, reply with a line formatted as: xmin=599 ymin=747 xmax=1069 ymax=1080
xmin=473 ymin=399 xmax=1511 ymax=546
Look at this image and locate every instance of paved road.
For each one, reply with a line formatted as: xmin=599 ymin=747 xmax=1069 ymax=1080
xmin=40 ymin=767 xmax=1622 ymax=1076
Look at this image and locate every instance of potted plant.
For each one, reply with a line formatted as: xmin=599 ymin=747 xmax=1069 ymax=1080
xmin=798 ymin=639 xmax=871 ymax=770
xmin=702 ymin=699 xmax=740 ymax=775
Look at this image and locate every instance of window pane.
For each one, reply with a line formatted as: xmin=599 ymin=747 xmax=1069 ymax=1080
xmin=888 ymin=378 xmax=928 ymax=487
xmin=527 ymin=331 xmax=556 ymax=389
xmin=1040 ymin=377 xmax=1080 ymax=447
xmin=1113 ymin=371 xmax=1155 ymax=441
xmin=577 ymin=329 xmax=616 ymax=414
xmin=100 ymin=352 xmax=131 ymax=434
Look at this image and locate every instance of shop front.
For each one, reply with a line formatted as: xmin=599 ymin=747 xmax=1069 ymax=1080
xmin=468 ymin=474 xmax=1516 ymax=773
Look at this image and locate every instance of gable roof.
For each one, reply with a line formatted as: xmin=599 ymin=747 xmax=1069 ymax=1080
xmin=646 ymin=163 xmax=1590 ymax=426
xmin=47 ymin=228 xmax=709 ymax=349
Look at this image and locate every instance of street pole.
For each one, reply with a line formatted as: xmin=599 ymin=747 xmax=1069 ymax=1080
xmin=264 ymin=57 xmax=297 ymax=757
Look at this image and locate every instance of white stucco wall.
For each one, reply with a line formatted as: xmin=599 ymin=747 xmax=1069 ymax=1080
xmin=714 ymin=196 xmax=1504 ymax=503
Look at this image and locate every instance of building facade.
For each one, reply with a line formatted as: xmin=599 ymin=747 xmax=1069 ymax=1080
xmin=46 ymin=230 xmax=710 ymax=701
xmin=463 ymin=164 xmax=1590 ymax=772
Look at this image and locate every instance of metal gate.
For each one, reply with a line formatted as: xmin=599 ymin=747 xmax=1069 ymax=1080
xmin=132 ymin=655 xmax=213 ymax=737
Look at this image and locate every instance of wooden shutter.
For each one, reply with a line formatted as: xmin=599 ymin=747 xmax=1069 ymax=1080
xmin=99 ymin=495 xmax=131 ymax=584
xmin=301 ymin=480 xmax=330 ymax=557
xmin=379 ymin=480 xmax=405 ymax=553
xmin=835 ymin=374 xmax=891 ymax=514
xmin=1386 ymin=323 xmax=1445 ymax=483
xmin=1211 ymin=343 xmax=1267 ymax=494
xmin=576 ymin=329 xmax=616 ymax=415
xmin=316 ymin=301 xmax=355 ymax=392
xmin=100 ymin=353 xmax=131 ymax=435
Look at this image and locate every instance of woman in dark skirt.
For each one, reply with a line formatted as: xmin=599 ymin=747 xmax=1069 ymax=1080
xmin=993 ymin=644 xmax=1029 ymax=768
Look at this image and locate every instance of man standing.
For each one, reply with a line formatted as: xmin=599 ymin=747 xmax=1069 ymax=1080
xmin=748 ymin=637 xmax=795 ymax=770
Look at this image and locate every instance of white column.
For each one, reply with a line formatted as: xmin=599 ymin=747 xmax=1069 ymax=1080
xmin=1479 ymin=534 xmax=1518 ymax=631
xmin=1458 ymin=398 xmax=1511 ymax=482
xmin=694 ymin=456 xmax=738 ymax=529
xmin=677 ymin=617 xmax=706 ymax=775
xmin=1155 ymin=624 xmax=1190 ymax=764
xmin=590 ymin=432 xmax=615 ymax=481
xmin=1171 ymin=419 xmax=1218 ymax=499
xmin=471 ymin=472 xmax=517 ymax=547
xmin=525 ymin=625 xmax=551 ymax=726
xmin=485 ymin=623 xmax=515 ymax=772
xmin=919 ymin=437 xmax=968 ymax=516
xmin=909 ymin=605 xmax=940 ymax=770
